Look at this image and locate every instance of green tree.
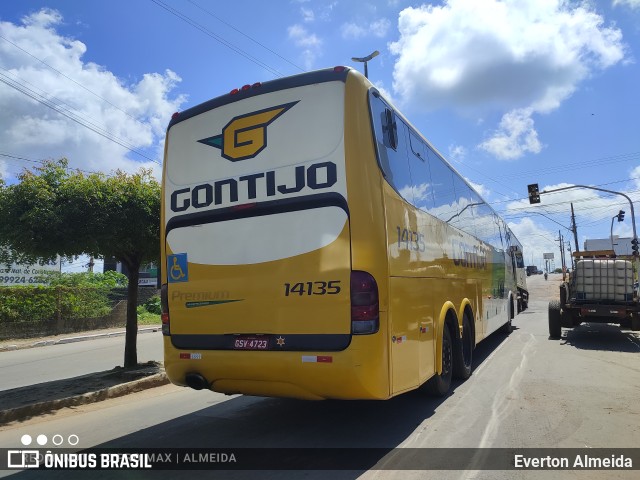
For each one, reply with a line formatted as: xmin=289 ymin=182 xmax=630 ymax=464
xmin=0 ymin=159 xmax=159 ymax=368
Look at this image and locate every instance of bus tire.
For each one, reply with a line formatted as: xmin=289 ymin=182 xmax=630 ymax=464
xmin=501 ymin=318 xmax=513 ymax=334
xmin=453 ymin=314 xmax=473 ymax=380
xmin=501 ymin=300 xmax=513 ymax=334
xmin=549 ymin=300 xmax=562 ymax=339
xmin=424 ymin=325 xmax=453 ymax=396
xmin=631 ymin=316 xmax=640 ymax=331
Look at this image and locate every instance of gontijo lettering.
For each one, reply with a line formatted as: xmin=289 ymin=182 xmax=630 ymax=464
xmin=170 ymin=161 xmax=337 ymax=213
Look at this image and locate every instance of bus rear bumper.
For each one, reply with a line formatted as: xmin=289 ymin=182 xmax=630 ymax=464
xmin=163 ymin=334 xmax=389 ymax=400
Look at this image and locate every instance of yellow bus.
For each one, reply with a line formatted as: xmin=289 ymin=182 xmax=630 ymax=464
xmin=160 ymin=66 xmax=525 ymax=400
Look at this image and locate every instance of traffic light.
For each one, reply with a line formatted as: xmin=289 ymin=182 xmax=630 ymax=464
xmin=527 ymin=183 xmax=540 ymax=204
xmin=617 ymin=210 xmax=625 ymax=222
xmin=632 ymin=238 xmax=639 ymax=256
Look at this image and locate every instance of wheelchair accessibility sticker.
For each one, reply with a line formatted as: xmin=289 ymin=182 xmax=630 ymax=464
xmin=168 ymin=253 xmax=188 ymax=283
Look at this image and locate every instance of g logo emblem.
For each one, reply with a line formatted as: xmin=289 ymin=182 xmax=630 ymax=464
xmin=198 ymin=101 xmax=298 ymax=161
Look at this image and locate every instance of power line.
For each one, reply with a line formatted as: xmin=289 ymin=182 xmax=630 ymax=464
xmin=0 ymin=152 xmax=116 ymax=177
xmin=0 ymin=67 xmax=139 ymax=149
xmin=0 ymin=71 xmax=160 ymax=164
xmin=0 ymin=34 xmax=142 ymax=125
xmin=493 ymin=151 xmax=640 ymax=181
xmin=150 ymin=0 xmax=286 ymax=78
xmin=186 ymin=0 xmax=305 ymax=72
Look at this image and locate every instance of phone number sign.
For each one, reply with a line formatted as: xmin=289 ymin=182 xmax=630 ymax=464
xmin=0 ymin=258 xmax=61 ymax=286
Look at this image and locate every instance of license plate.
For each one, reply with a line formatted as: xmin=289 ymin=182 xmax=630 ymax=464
xmin=233 ymin=336 xmax=269 ymax=350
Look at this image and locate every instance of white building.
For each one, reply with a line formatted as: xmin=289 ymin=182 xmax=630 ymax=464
xmin=584 ymin=237 xmax=633 ymax=256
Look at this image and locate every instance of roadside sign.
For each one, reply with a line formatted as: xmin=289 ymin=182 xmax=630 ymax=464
xmin=0 ymin=257 xmax=61 ymax=286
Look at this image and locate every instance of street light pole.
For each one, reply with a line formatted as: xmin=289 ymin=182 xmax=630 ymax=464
xmin=351 ymin=50 xmax=379 ymax=79
xmin=537 ymin=185 xmax=637 ymax=253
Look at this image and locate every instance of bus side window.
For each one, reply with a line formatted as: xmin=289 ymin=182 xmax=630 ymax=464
xmin=478 ymin=204 xmax=495 ymax=245
xmin=408 ymin=129 xmax=435 ymax=212
xmin=424 ymin=146 xmax=457 ymax=222
xmin=369 ymin=93 xmax=412 ymax=203
xmin=450 ymin=175 xmax=477 ymax=236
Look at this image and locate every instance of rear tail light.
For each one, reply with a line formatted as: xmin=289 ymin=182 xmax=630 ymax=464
xmin=230 ymin=82 xmax=262 ymax=95
xmin=161 ymin=283 xmax=170 ymax=336
xmin=351 ymin=271 xmax=379 ymax=335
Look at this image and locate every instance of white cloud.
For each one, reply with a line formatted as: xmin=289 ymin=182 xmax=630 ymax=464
xmin=389 ymin=0 xmax=626 ymax=160
xmin=631 ymin=165 xmax=640 ymax=189
xmin=371 ymin=18 xmax=391 ymax=38
xmin=508 ymin=217 xmax=560 ymax=269
xmin=301 ymin=7 xmax=315 ymax=23
xmin=448 ymin=144 xmax=467 ymax=162
xmin=342 ymin=22 xmax=367 ymax=39
xmin=0 ymin=9 xmax=185 ymax=180
xmin=614 ymin=0 xmax=640 ymax=9
xmin=478 ymin=108 xmax=542 ymax=159
xmin=288 ymin=24 xmax=322 ymax=69
xmin=296 ymin=2 xmax=337 ymax=23
xmin=342 ymin=18 xmax=391 ymax=40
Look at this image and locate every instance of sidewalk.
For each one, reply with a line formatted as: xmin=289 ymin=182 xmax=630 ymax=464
xmin=0 ymin=325 xmax=169 ymax=426
xmin=0 ymin=324 xmax=161 ymax=351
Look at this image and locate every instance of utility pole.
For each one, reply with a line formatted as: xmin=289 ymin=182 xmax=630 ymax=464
xmin=570 ymin=203 xmax=579 ymax=252
xmin=558 ymin=230 xmax=566 ymax=280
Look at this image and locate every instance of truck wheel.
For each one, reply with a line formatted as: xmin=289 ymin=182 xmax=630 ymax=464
xmin=632 ymin=317 xmax=640 ymax=332
xmin=424 ymin=325 xmax=453 ymax=396
xmin=549 ymin=300 xmax=562 ymax=339
xmin=453 ymin=315 xmax=473 ymax=380
xmin=559 ymin=284 xmax=567 ymax=307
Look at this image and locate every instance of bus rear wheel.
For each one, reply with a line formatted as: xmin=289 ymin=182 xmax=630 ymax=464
xmin=453 ymin=315 xmax=473 ymax=380
xmin=424 ymin=325 xmax=453 ymax=396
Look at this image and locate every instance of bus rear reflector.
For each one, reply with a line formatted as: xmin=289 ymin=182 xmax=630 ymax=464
xmin=161 ymin=283 xmax=170 ymax=336
xmin=351 ymin=271 xmax=379 ymax=335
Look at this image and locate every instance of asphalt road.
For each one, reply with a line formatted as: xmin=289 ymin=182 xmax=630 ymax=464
xmin=0 ymin=332 xmax=164 ymax=391
xmin=1 ymin=275 xmax=639 ymax=479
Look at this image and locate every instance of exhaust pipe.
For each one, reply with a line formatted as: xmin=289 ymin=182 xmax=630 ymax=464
xmin=185 ymin=372 xmax=209 ymax=391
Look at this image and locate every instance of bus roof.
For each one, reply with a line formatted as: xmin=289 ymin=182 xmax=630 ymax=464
xmin=167 ymin=66 xmax=351 ymax=130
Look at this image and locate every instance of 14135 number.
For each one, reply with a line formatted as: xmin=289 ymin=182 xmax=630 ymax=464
xmin=284 ymin=281 xmax=341 ymax=296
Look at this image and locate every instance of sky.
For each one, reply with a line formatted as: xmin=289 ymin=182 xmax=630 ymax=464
xmin=1 ymin=0 xmax=640 ymax=272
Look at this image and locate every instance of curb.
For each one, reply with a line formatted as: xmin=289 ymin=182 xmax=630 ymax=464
xmin=0 ymin=372 xmax=169 ymax=426
xmin=0 ymin=327 xmax=160 ymax=352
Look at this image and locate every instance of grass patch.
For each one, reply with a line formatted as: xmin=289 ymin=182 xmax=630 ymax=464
xmin=136 ymin=306 xmax=161 ymax=325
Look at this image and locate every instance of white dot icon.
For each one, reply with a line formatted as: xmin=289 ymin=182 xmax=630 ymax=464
xmin=21 ymin=434 xmax=32 ymax=446
xmin=37 ymin=434 xmax=48 ymax=446
xmin=68 ymin=434 xmax=79 ymax=446
xmin=52 ymin=435 xmax=63 ymax=446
